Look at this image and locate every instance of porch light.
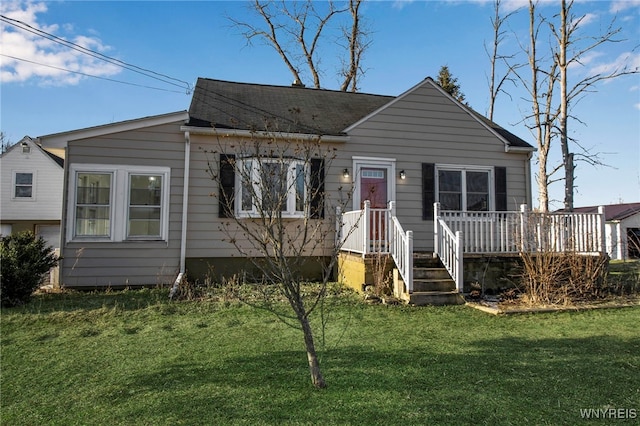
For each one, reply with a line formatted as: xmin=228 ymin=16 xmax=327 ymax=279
xmin=342 ymin=168 xmax=350 ymax=178
xmin=399 ymin=170 xmax=406 ymax=180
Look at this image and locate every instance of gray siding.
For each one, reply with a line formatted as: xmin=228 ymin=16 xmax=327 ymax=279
xmin=184 ymin=81 xmax=531 ymax=258
xmin=340 ymin=81 xmax=530 ymax=251
xmin=61 ymin=122 xmax=185 ymax=287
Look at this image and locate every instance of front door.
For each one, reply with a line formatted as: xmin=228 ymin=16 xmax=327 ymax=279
xmin=358 ymin=165 xmax=392 ymax=250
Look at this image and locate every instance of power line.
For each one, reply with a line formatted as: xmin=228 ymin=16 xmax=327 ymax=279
xmin=1 ymin=54 xmax=188 ymax=94
xmin=0 ymin=14 xmax=192 ymax=93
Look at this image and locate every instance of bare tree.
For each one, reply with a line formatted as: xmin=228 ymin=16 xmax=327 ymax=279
xmin=1 ymin=132 xmax=13 ymax=154
xmin=229 ymin=0 xmax=370 ymax=90
xmin=511 ymin=1 xmax=562 ymax=212
xmin=200 ymin=122 xmax=355 ymax=389
xmin=485 ymin=0 xmax=521 ymax=121
xmin=551 ymin=0 xmax=638 ymax=211
xmin=338 ymin=0 xmax=370 ymax=92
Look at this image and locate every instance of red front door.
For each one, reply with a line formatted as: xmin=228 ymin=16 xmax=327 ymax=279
xmin=360 ymin=168 xmax=388 ymax=248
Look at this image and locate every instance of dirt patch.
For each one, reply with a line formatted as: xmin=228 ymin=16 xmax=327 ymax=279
xmin=466 ymin=294 xmax=640 ymax=315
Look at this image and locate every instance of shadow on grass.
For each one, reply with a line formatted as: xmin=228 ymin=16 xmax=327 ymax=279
xmin=103 ymin=335 xmax=640 ymax=425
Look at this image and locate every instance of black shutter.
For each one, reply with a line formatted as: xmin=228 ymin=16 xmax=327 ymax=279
xmin=219 ymin=154 xmax=235 ymax=218
xmin=310 ymin=158 xmax=325 ymax=219
xmin=422 ymin=163 xmax=435 ymax=220
xmin=495 ymin=166 xmax=507 ymax=211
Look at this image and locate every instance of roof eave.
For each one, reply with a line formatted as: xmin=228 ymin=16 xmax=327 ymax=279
xmin=181 ymin=125 xmax=350 ymax=143
xmin=38 ymin=111 xmax=189 ymax=149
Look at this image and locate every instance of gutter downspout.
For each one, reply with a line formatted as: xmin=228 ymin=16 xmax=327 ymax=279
xmin=169 ymin=131 xmax=190 ymax=299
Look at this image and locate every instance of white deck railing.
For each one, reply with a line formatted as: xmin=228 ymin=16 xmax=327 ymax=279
xmin=389 ymin=202 xmax=414 ymax=293
xmin=434 ymin=216 xmax=463 ymax=292
xmin=339 ymin=201 xmax=414 ymax=292
xmin=438 ymin=204 xmax=605 ymax=255
xmin=341 ymin=202 xmax=605 ymax=296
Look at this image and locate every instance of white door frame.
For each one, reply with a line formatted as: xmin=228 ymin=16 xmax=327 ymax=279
xmin=352 ymin=156 xmax=396 ymax=209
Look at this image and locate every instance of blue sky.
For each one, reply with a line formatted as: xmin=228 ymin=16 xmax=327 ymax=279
xmin=2 ymin=0 xmax=639 ymax=209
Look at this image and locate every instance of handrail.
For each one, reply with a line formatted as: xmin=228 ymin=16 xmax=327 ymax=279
xmin=434 ymin=210 xmax=463 ymax=293
xmin=389 ymin=202 xmax=413 ymax=293
xmin=339 ymin=201 xmax=414 ymax=293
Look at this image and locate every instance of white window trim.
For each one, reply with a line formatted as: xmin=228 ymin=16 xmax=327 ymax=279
xmin=435 ymin=164 xmax=494 ymax=211
xmin=11 ymin=170 xmax=36 ymax=201
xmin=68 ymin=164 xmax=170 ymax=243
xmin=352 ymin=156 xmax=396 ymax=209
xmin=235 ymin=157 xmax=308 ymax=219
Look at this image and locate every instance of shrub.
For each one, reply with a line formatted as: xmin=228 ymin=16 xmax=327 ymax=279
xmin=1 ymin=231 xmax=59 ymax=307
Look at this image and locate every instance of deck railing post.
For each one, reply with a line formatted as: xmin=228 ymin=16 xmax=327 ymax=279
xmin=434 ymin=202 xmax=441 ymax=256
xmin=598 ymin=205 xmax=606 ymax=254
xmin=335 ymin=206 xmax=342 ymax=248
xmin=363 ymin=200 xmax=370 ymax=255
xmin=406 ymin=230 xmax=414 ymax=293
xmin=455 ymin=230 xmax=463 ymax=293
xmin=519 ymin=204 xmax=528 ymax=252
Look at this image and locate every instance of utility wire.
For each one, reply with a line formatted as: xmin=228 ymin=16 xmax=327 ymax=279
xmin=0 ymin=14 xmax=192 ymax=93
xmin=1 ymin=54 xmax=188 ymax=94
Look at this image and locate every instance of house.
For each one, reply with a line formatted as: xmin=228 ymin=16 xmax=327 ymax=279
xmin=0 ymin=136 xmax=64 ymax=248
xmin=568 ymin=203 xmax=640 ymax=260
xmin=38 ymin=77 xmax=604 ymax=303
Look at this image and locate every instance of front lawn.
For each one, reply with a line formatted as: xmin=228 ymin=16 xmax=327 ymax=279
xmin=1 ymin=288 xmax=638 ymax=425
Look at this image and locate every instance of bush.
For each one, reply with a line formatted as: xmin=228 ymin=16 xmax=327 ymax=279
xmin=1 ymin=231 xmax=59 ymax=307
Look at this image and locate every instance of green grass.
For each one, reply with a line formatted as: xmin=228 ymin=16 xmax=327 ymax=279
xmin=2 ymin=288 xmax=639 ymax=425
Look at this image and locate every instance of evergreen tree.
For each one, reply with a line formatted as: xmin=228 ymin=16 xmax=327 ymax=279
xmin=436 ymin=65 xmax=467 ymax=104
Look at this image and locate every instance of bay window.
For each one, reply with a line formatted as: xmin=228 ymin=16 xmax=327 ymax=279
xmin=237 ymin=158 xmax=308 ymax=218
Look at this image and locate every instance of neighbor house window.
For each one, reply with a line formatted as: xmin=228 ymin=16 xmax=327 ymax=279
xmin=14 ymin=172 xmax=34 ymax=198
xmin=237 ymin=158 xmax=307 ymax=217
xmin=69 ymin=165 xmax=169 ymax=242
xmin=437 ymin=167 xmax=491 ymax=211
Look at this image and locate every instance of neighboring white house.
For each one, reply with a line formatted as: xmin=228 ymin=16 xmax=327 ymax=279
xmin=0 ymin=136 xmax=64 ymax=250
xmin=572 ymin=203 xmax=640 ymax=260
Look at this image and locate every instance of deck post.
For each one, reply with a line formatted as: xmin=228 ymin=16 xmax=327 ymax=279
xmin=407 ymin=230 xmax=414 ymax=293
xmin=598 ymin=205 xmax=606 ymax=254
xmin=363 ymin=200 xmax=370 ymax=255
xmin=335 ymin=206 xmax=342 ymax=247
xmin=433 ymin=202 xmax=440 ymax=256
xmin=455 ymin=230 xmax=463 ymax=293
xmin=519 ymin=204 xmax=528 ymax=252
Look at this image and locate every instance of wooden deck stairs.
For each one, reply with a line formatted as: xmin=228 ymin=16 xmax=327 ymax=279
xmin=394 ymin=253 xmax=465 ymax=306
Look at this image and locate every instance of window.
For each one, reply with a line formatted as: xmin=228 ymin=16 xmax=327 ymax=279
xmin=69 ymin=164 xmax=169 ymax=242
xmin=128 ymin=174 xmax=163 ymax=238
xmin=437 ymin=167 xmax=491 ymax=211
xmin=237 ymin=158 xmax=307 ymax=217
xmin=75 ymin=172 xmax=112 ymax=237
xmin=14 ymin=172 xmax=33 ymax=198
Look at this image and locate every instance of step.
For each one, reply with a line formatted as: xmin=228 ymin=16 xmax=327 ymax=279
xmin=412 ymin=278 xmax=457 ymax=293
xmin=409 ymin=291 xmax=465 ymax=306
xmin=413 ymin=254 xmax=442 ymax=268
xmin=413 ymin=267 xmax=452 ymax=280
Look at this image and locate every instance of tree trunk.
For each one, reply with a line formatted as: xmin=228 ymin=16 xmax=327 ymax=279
xmin=300 ymin=314 xmax=326 ymax=388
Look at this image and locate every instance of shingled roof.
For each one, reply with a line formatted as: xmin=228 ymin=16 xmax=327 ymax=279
xmin=187 ymin=77 xmax=533 ymax=149
xmin=188 ymin=78 xmax=392 ymax=136
xmin=567 ymin=203 xmax=640 ymax=221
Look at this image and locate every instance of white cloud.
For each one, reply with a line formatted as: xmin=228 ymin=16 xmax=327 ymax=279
xmin=0 ymin=1 xmax=121 ymax=85
xmin=587 ymin=51 xmax=640 ymax=77
xmin=610 ymin=0 xmax=640 ymax=13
